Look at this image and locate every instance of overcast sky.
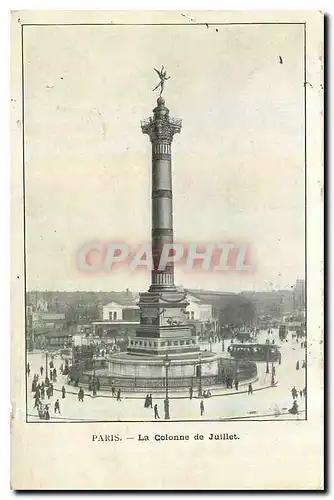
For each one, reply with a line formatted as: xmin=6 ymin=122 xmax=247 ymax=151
xmin=24 ymin=23 xmax=305 ymax=292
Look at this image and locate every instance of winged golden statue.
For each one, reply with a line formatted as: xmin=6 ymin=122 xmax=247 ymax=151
xmin=152 ymin=66 xmax=170 ymax=97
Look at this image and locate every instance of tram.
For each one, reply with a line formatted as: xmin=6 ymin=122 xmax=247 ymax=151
xmin=227 ymin=343 xmax=281 ymax=363
xmin=233 ymin=330 xmax=254 ymax=342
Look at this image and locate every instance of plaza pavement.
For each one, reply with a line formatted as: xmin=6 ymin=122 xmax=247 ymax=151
xmin=26 ymin=329 xmax=306 ymax=422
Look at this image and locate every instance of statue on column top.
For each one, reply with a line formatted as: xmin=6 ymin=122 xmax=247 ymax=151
xmin=152 ymin=66 xmax=170 ymax=97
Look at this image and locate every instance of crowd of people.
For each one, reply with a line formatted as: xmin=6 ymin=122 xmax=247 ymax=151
xmin=28 ymin=359 xmax=63 ymax=420
xmin=27 ymin=357 xmax=87 ymax=420
xmin=26 ymin=325 xmax=306 ymax=421
xmin=27 ymin=354 xmax=129 ymax=420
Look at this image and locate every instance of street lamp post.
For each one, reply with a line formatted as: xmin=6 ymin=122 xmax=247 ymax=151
xmin=92 ymin=356 xmax=97 ymax=397
xmin=45 ymin=350 xmax=49 ymax=381
xmin=198 ymin=352 xmax=203 ymax=397
xmin=163 ymin=355 xmax=171 ymax=419
xmin=271 ymin=360 xmax=275 ymax=386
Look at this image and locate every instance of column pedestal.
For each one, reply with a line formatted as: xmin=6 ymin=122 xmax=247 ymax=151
xmin=128 ymin=291 xmax=199 ymax=357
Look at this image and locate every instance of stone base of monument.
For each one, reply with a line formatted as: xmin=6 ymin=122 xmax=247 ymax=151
xmin=77 ymin=352 xmax=257 ymax=393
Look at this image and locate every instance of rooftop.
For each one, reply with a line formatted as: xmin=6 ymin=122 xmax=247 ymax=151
xmin=103 ymin=299 xmax=139 ymax=308
xmin=44 ymin=329 xmax=73 ymax=338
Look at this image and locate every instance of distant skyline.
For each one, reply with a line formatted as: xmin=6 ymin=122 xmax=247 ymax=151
xmin=27 ymin=277 xmax=303 ymax=294
xmin=24 ymin=23 xmax=305 ymax=293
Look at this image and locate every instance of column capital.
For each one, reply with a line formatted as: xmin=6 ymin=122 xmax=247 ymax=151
xmin=141 ymin=116 xmax=182 ymax=143
xmin=141 ymin=98 xmax=182 ymax=143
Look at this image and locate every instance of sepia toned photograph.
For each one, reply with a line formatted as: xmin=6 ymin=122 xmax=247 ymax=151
xmin=22 ymin=18 xmax=308 ymax=424
xmin=11 ymin=10 xmax=323 ymax=490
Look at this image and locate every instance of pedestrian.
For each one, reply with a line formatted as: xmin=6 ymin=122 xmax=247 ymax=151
xmin=289 ymin=400 xmax=298 ymax=415
xmin=303 ymin=387 xmax=307 ymax=397
xmin=45 ymin=406 xmax=50 ymax=420
xmin=291 ymin=386 xmax=298 ymax=399
xmin=60 ymin=363 xmax=64 ymax=374
xmin=299 ymin=390 xmax=303 ymax=398
xmin=50 ymin=383 xmax=54 ymax=397
xmin=148 ymin=394 xmax=153 ymax=408
xmin=272 ymin=366 xmax=276 ymax=376
xmin=111 ymin=386 xmax=116 ymax=397
xmin=189 ymin=386 xmax=193 ymax=400
xmin=62 ymin=386 xmax=66 ymax=399
xmin=53 ymin=367 xmax=57 ymax=379
xmin=40 ymin=366 xmax=44 ymax=376
xmin=154 ymin=404 xmax=160 ymax=419
xmin=117 ymin=389 xmax=121 ymax=401
xmin=41 ymin=387 xmax=45 ymax=400
xmin=54 ymin=399 xmax=61 ymax=414
xmin=302 ymin=360 xmax=306 ymax=368
xmin=248 ymin=383 xmax=253 ymax=395
xmin=26 ymin=364 xmax=31 ymax=376
xmin=34 ymin=397 xmax=40 ymax=409
xmin=234 ymin=378 xmax=239 ymax=391
xmin=296 ymin=361 xmax=300 ymax=370
xmin=78 ymin=388 xmax=84 ymax=402
xmin=144 ymin=394 xmax=149 ymax=408
xmin=50 ymin=360 xmax=54 ymax=370
xmin=200 ymin=400 xmax=204 ymax=416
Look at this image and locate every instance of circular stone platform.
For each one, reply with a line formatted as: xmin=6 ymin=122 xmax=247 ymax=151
xmin=109 ymin=351 xmax=219 ymax=378
xmin=77 ymin=351 xmax=257 ymax=392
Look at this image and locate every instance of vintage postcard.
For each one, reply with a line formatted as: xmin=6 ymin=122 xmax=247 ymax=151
xmin=11 ymin=10 xmax=324 ymax=490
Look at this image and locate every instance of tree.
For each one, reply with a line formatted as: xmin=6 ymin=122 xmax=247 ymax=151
xmin=267 ymin=302 xmax=281 ymax=318
xmin=220 ymin=299 xmax=255 ymax=328
xmin=240 ymin=300 xmax=256 ymax=326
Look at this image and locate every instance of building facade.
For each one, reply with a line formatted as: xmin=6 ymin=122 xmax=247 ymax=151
xmin=186 ymin=294 xmax=219 ymax=335
xmin=294 ymin=279 xmax=306 ymax=314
